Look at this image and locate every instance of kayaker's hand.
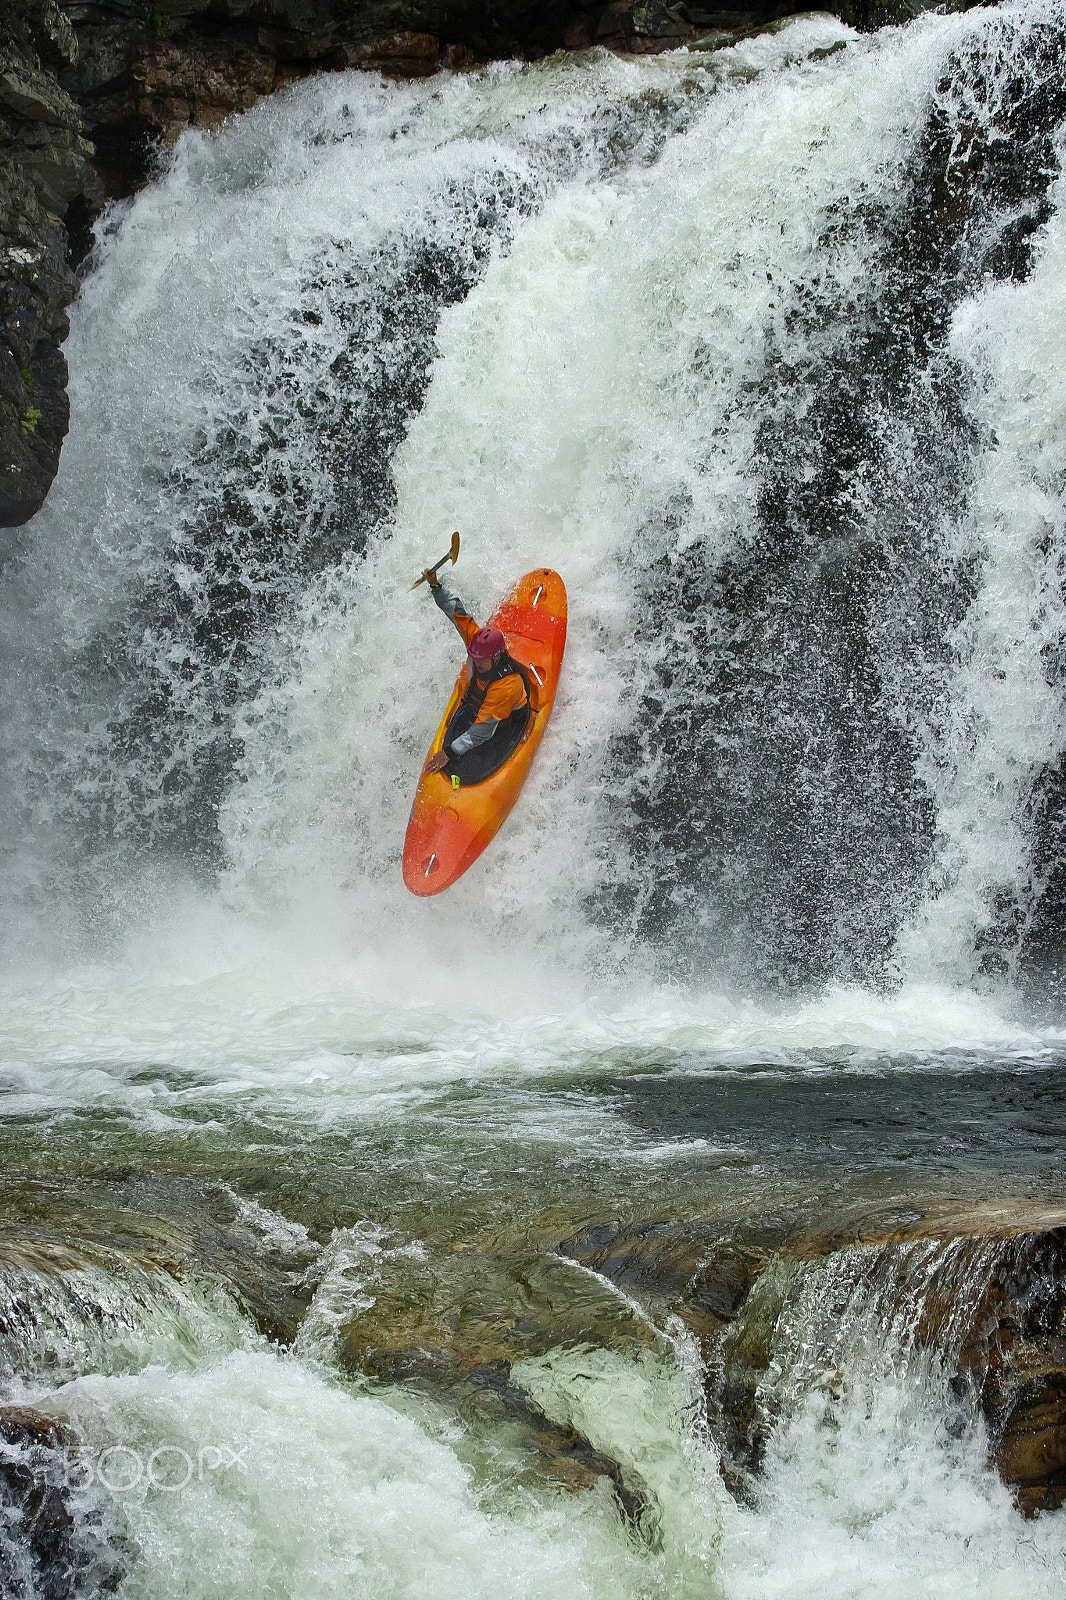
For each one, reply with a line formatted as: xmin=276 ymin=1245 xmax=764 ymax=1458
xmin=422 ymin=567 xmax=440 ymax=589
xmin=424 ymin=751 xmax=449 ymax=775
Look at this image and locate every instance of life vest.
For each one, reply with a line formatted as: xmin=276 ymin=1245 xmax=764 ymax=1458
xmin=457 ymin=651 xmax=533 ymax=723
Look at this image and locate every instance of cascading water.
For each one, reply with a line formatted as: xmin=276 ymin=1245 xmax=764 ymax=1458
xmin=2 ymin=2 xmax=1066 ymax=1595
xmin=710 ymin=1228 xmax=1066 ymax=1597
xmin=0 ymin=52 xmax=716 ymax=943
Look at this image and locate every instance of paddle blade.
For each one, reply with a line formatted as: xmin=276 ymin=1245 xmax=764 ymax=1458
xmin=448 ymin=530 xmax=460 ymax=567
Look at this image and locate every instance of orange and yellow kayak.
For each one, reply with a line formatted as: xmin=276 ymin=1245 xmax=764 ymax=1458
xmin=403 ymin=568 xmax=567 ymax=896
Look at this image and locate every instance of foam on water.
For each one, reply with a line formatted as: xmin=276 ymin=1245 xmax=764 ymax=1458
xmin=0 ymin=904 xmax=1055 ymax=1125
xmin=50 ymin=1348 xmax=670 ymax=1600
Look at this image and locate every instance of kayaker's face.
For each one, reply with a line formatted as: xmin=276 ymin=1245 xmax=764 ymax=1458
xmin=470 ymin=653 xmax=498 ymax=679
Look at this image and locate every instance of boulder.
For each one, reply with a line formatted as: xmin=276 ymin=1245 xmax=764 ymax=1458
xmin=0 ymin=0 xmax=97 ymax=530
xmin=0 ymin=1405 xmax=127 ymax=1598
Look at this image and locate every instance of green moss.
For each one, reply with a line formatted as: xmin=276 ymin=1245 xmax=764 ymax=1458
xmin=19 ymin=406 xmax=43 ymax=435
xmin=143 ymin=0 xmax=170 ymax=36
xmin=20 ymin=368 xmax=33 ymax=388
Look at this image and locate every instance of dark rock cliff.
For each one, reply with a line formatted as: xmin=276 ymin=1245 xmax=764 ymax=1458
xmin=0 ymin=1 xmax=97 ymax=527
xmin=1 ymin=0 xmax=987 ymax=529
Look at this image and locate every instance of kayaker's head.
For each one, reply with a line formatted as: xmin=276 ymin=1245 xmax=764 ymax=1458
xmin=469 ymin=626 xmax=505 ymax=678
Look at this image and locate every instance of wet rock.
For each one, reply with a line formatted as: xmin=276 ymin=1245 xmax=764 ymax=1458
xmin=79 ymin=34 xmax=277 ymax=198
xmin=0 ymin=1403 xmax=73 ymax=1453
xmin=721 ymin=1205 xmax=1066 ymax=1513
xmin=322 ymin=1234 xmax=661 ymax=1521
xmin=704 ymin=1253 xmax=803 ymax=1491
xmin=587 ymin=1 xmax=695 ymax=52
xmin=942 ymin=1222 xmax=1066 ymax=1517
xmin=335 ymin=1240 xmax=662 ymax=1378
xmin=563 ymin=1203 xmax=1066 ymax=1515
xmin=0 ymin=1175 xmax=319 ymax=1347
xmin=557 ymin=1215 xmax=780 ymax=1341
xmin=0 ymin=1405 xmax=127 ymax=1598
xmin=993 ymin=1374 xmax=1066 ymax=1516
xmin=331 ymin=31 xmax=444 ymax=77
xmin=0 ymin=0 xmax=97 ymax=529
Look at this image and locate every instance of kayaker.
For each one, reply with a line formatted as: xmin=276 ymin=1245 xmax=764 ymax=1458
xmin=421 ymin=568 xmax=531 ymax=779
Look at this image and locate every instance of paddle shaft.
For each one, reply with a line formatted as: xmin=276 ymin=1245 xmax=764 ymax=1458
xmin=410 ymin=531 xmax=460 ymax=590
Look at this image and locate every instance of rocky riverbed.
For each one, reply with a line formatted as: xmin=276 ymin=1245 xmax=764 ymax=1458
xmin=2 ymin=1168 xmax=1064 ymax=1586
xmin=2 ymin=1039 xmax=1065 ymax=1565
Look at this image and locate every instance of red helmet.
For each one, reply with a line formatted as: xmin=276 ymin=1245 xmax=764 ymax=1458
xmin=468 ymin=626 xmax=505 ymax=660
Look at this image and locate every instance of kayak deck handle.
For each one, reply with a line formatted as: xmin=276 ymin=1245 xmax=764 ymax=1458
xmin=529 ymin=663 xmax=544 ymax=686
xmin=532 ymin=587 xmax=543 ymax=607
xmin=424 ymin=853 xmax=438 ymax=877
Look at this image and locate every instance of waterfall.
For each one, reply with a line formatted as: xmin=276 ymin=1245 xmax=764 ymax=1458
xmin=0 ymin=50 xmax=715 ymax=955
xmin=3 ymin=5 xmax=1065 ymax=999
xmin=709 ymin=1228 xmax=1066 ymax=1594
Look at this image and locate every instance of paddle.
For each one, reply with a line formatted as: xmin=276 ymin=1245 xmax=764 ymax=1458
xmin=409 ymin=531 xmax=460 ymax=590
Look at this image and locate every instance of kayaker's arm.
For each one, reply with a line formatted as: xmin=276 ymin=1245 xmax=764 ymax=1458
xmin=449 ymin=718 xmax=499 ymax=756
xmin=428 ymin=575 xmax=480 ymax=649
xmin=421 ymin=568 xmax=526 ymax=769
xmin=423 ymin=712 xmax=497 ymax=773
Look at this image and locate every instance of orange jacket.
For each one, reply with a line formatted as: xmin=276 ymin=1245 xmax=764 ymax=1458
xmin=432 ymin=582 xmax=528 ymax=751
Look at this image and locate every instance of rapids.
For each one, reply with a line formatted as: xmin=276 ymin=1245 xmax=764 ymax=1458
xmin=1 ymin=2 xmax=1066 ymax=1594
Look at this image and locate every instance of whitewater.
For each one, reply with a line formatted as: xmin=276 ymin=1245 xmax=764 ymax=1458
xmin=1 ymin=2 xmax=1066 ymax=1595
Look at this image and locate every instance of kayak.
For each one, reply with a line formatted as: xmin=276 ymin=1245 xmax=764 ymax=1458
xmin=402 ymin=568 xmax=567 ymax=896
